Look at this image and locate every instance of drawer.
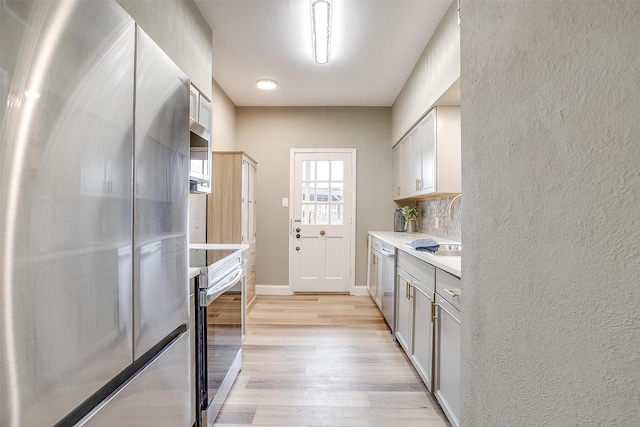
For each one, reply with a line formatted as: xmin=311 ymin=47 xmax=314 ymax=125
xmin=398 ymin=250 xmax=435 ymax=290
xmin=370 ymin=236 xmax=382 ymax=252
xmin=436 ymin=268 xmax=461 ymax=311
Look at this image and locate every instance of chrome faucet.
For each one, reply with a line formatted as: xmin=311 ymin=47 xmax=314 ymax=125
xmin=448 ymin=194 xmax=461 ymax=219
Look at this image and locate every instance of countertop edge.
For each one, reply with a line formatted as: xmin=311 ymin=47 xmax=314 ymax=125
xmin=369 ymin=231 xmax=461 ymax=278
xmin=188 ymin=267 xmax=201 ymax=279
xmin=189 ymin=243 xmax=250 ymax=251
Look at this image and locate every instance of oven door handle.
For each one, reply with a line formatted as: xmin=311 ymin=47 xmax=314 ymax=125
xmin=201 ymin=267 xmax=244 ymax=306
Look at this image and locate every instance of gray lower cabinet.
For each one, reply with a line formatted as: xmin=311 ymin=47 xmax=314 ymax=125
xmin=395 ymin=250 xmax=460 ymax=425
xmin=395 ymin=267 xmax=413 ymax=354
xmin=434 ymin=296 xmax=461 ymax=427
xmin=411 ymin=280 xmax=435 ymax=391
xmin=434 ymin=269 xmax=462 ymax=427
xmin=396 ymin=251 xmax=436 ymax=392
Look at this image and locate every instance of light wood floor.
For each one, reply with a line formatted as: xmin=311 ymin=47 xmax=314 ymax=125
xmin=213 ymin=294 xmax=450 ymax=427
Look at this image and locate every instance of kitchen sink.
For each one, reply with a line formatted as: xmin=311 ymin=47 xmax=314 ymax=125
xmin=434 ymin=244 xmax=462 ymax=256
xmin=404 ymin=242 xmax=461 ymax=256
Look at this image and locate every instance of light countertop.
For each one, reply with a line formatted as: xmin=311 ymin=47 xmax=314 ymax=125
xmin=369 ymin=231 xmax=461 ymax=278
xmin=189 ymin=267 xmax=201 ymax=279
xmin=190 ymin=243 xmax=250 ymax=251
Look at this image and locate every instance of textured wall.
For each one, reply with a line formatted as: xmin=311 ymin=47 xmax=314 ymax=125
xmin=391 ymin=0 xmax=460 ymax=145
xmin=460 ymin=1 xmax=640 ymax=425
xmin=235 ymin=107 xmax=395 ymax=290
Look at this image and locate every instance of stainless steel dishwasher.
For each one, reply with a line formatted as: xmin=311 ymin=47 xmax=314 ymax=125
xmin=371 ymin=238 xmax=396 ymax=334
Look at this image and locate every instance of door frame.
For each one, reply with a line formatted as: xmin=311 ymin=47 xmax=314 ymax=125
xmin=288 ymin=148 xmax=357 ymax=295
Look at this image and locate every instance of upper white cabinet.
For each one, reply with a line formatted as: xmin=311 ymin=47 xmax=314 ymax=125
xmin=189 ymin=84 xmax=212 ymax=129
xmin=393 ymin=106 xmax=460 ymax=200
xmin=189 ymin=84 xmax=212 ymax=194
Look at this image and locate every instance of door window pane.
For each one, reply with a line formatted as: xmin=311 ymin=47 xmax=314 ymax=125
xmin=302 ymin=160 xmax=315 ymax=181
xmin=317 ymin=161 xmax=330 ymax=181
xmin=302 ymin=182 xmax=316 ymax=202
xmin=330 ymin=204 xmax=343 ymax=225
xmin=315 ymin=204 xmax=330 ymax=225
xmin=331 ymin=161 xmax=344 ymax=181
xmin=315 ymin=181 xmax=329 ymax=202
xmin=330 ymin=183 xmax=343 ymax=202
xmin=302 ymin=204 xmax=315 ymax=225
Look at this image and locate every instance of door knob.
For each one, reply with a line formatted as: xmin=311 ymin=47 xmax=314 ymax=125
xmin=296 ymin=234 xmax=300 ymax=238
xmin=295 ymin=246 xmax=300 ymax=251
xmin=320 ymin=230 xmax=326 ymax=236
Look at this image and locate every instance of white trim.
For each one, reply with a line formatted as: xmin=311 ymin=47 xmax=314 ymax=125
xmin=288 ymin=148 xmax=357 ymax=295
xmin=352 ymin=285 xmax=369 ymax=297
xmin=256 ymin=284 xmax=293 ymax=296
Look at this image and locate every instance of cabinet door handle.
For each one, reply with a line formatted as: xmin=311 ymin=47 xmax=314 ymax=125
xmin=406 ymin=281 xmax=412 ymax=299
xmin=415 ymin=178 xmax=420 ymax=191
xmin=372 ymin=255 xmax=376 ymax=266
xmin=431 ymin=301 xmax=437 ymax=322
xmin=444 ymin=288 xmax=460 ymax=298
xmin=396 ymin=186 xmax=401 ymax=196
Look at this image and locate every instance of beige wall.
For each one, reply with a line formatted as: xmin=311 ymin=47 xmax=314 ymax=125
xmin=234 ymin=107 xmax=395 ymax=288
xmin=461 ymin=1 xmax=640 ymax=425
xmin=391 ymin=0 xmax=460 ymax=144
xmin=211 ymin=79 xmax=237 ymax=151
xmin=117 ymin=0 xmax=212 ymax=99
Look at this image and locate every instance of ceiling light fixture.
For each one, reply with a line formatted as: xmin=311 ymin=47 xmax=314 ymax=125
xmin=256 ymin=79 xmax=277 ymax=90
xmin=311 ymin=0 xmax=331 ymax=64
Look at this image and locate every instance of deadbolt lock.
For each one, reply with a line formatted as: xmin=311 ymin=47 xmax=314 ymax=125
xmin=295 ymin=228 xmax=301 ymax=232
xmin=295 ymin=246 xmax=300 ymax=251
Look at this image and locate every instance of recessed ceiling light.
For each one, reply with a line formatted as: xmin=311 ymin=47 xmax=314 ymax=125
xmin=256 ymin=79 xmax=277 ymax=90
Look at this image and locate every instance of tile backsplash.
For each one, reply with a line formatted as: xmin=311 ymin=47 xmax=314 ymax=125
xmin=414 ymin=195 xmax=461 ymax=242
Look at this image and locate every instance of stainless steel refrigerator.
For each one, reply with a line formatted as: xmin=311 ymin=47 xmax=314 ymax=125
xmin=1 ymin=1 xmax=191 ymax=425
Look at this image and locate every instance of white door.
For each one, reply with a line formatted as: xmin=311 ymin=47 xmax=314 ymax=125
xmin=290 ymin=149 xmax=356 ymax=293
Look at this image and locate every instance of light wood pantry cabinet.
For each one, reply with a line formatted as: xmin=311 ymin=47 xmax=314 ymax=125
xmin=207 ymin=152 xmax=258 ymax=310
xmin=393 ymin=106 xmax=461 ymax=200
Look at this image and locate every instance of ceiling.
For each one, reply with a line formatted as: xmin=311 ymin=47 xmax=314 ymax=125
xmin=195 ymin=0 xmax=452 ymax=107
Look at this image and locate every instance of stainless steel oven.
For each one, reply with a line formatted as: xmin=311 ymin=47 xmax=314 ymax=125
xmin=190 ymin=248 xmax=245 ymax=427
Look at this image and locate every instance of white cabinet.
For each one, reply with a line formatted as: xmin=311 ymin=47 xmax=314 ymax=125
xmin=434 ymin=269 xmax=461 ymax=427
xmin=435 ymin=295 xmax=461 ymax=427
xmin=189 ymin=84 xmax=212 ymax=194
xmin=189 ymin=84 xmax=212 ymax=129
xmin=395 ymin=267 xmax=413 ymax=353
xmin=367 ymin=245 xmax=379 ymax=305
xmin=198 ymin=96 xmax=212 ymax=131
xmin=395 ymin=251 xmax=436 ymax=392
xmin=392 ymin=106 xmax=460 ymax=200
xmin=411 ymin=280 xmax=435 ymax=391
xmin=392 ymin=139 xmax=404 ymax=198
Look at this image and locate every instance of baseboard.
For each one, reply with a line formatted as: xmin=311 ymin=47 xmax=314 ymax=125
xmin=256 ymin=284 xmax=293 ymax=296
xmin=351 ymin=286 xmax=369 ymax=296
xmin=256 ymin=284 xmax=370 ymax=296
